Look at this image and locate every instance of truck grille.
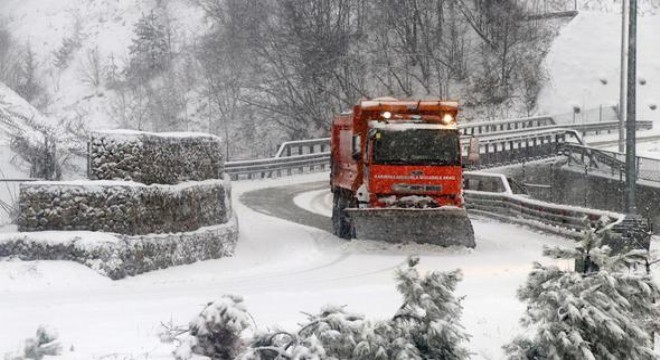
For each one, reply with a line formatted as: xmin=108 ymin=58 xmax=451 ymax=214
xmin=392 ymin=184 xmax=442 ymax=193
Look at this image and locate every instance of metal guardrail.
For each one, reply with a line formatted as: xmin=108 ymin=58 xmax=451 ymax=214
xmin=590 ymin=133 xmax=660 ymax=147
xmin=274 ymin=138 xmax=330 ymax=158
xmin=225 ymin=128 xmax=585 ymax=180
xmin=463 ymin=128 xmax=583 ymax=169
xmin=0 ymin=178 xmax=41 ymax=182
xmin=463 ymin=172 xmax=625 ymax=239
xmin=271 ymin=119 xmax=652 ymax=159
xmin=225 ymin=153 xmax=329 ymax=180
xmin=560 ymin=143 xmax=660 ymax=183
xmin=272 ymin=117 xmax=556 ymax=158
xmin=464 ymin=190 xmax=625 ymax=239
xmin=460 ymin=116 xmax=555 ymax=136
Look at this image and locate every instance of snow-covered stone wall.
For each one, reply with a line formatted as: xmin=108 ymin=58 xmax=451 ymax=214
xmin=17 ymin=177 xmax=232 ymax=234
xmin=6 ymin=130 xmax=240 ymax=279
xmin=0 ymin=216 xmax=238 ymax=280
xmin=88 ymin=130 xmax=224 ymax=185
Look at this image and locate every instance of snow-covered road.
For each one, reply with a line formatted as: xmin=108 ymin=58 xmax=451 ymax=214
xmin=1 ymin=172 xmax=577 ymax=359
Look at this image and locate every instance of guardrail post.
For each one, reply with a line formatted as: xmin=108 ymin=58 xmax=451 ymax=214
xmin=511 ymin=140 xmax=518 ymax=163
xmin=483 ymin=142 xmax=490 ymax=165
xmin=525 ymin=138 xmax=530 ymax=159
xmin=492 ymin=143 xmax=498 ymax=165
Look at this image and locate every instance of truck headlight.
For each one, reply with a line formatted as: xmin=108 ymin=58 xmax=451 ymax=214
xmin=441 ymin=113 xmax=454 ymax=125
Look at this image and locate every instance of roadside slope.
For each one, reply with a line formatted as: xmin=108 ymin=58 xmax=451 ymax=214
xmin=537 ymin=11 xmax=660 ymax=124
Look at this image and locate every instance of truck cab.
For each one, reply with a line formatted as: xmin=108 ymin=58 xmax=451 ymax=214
xmin=330 ymin=99 xmax=475 ymax=247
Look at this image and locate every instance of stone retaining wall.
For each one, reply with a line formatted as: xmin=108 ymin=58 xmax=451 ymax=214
xmin=18 ymin=176 xmax=232 ymax=235
xmin=0 ymin=215 xmax=239 ymax=280
xmin=89 ymin=130 xmax=224 ymax=185
xmin=7 ymin=130 xmax=240 ymax=279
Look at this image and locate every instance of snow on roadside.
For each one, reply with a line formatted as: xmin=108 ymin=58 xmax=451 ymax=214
xmin=0 ymin=172 xmax=590 ymax=359
xmin=293 ymin=188 xmax=332 ymax=218
xmin=538 ymin=12 xmax=660 ymax=127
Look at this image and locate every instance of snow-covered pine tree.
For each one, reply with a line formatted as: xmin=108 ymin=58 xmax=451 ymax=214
xmin=177 ymin=294 xmax=252 ymax=360
xmin=169 ymin=257 xmax=469 ymax=359
xmin=505 ymin=220 xmax=660 ymax=360
xmin=128 ymin=11 xmax=170 ymax=77
xmin=3 ymin=325 xmax=61 ymax=360
xmin=238 ymin=256 xmax=470 ymax=360
xmin=238 ymin=305 xmax=381 ymax=360
xmin=392 ymin=256 xmax=471 ymax=360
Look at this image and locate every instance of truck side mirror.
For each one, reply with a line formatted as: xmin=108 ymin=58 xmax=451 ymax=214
xmin=352 ymin=135 xmax=361 ymax=160
xmin=467 ymin=136 xmax=480 ymax=164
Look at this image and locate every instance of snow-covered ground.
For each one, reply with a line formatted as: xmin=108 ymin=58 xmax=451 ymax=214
xmin=0 ymin=172 xmax=583 ymax=359
xmin=0 ymin=0 xmax=205 ymax=130
xmin=636 ymin=141 xmax=660 ymax=159
xmin=538 ymin=11 xmax=660 ymax=127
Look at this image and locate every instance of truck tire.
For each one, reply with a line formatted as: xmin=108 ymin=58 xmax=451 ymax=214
xmin=332 ymin=191 xmax=353 ymax=239
xmin=332 ymin=192 xmax=341 ymax=236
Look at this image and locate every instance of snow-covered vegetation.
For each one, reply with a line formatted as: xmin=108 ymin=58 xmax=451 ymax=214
xmin=506 ymin=223 xmax=660 ymax=360
xmin=1 ymin=1 xmax=660 ymax=359
xmin=169 ymin=257 xmax=470 ymax=360
xmin=0 ymin=0 xmax=556 ymax=161
xmin=2 ymin=325 xmax=62 ymax=360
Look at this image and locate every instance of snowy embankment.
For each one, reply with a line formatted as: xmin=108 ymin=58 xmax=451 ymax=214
xmin=0 ymin=0 xmax=204 ymax=131
xmin=537 ymin=11 xmax=660 ymax=126
xmin=0 ymin=83 xmax=57 ymax=231
xmin=0 ymin=172 xmax=585 ymax=359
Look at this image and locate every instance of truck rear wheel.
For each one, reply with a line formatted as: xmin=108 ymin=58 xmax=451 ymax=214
xmin=332 ymin=191 xmax=353 ymax=239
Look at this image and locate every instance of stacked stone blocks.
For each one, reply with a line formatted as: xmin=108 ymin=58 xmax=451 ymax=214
xmin=5 ymin=130 xmax=238 ymax=279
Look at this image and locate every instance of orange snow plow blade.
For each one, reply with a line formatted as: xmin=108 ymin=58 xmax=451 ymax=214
xmin=345 ymin=207 xmax=475 ymax=247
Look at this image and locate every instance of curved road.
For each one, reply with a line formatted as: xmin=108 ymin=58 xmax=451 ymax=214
xmin=240 ymin=180 xmax=331 ymax=232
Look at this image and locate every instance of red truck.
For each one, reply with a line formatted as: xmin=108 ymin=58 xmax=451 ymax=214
xmin=330 ymin=98 xmax=475 ymax=247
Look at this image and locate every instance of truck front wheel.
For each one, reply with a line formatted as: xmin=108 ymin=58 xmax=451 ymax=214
xmin=332 ymin=191 xmax=353 ymax=239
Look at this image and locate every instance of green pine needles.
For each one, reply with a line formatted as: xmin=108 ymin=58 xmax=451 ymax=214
xmin=505 ymin=220 xmax=660 ymax=360
xmin=173 ymin=257 xmax=470 ymax=360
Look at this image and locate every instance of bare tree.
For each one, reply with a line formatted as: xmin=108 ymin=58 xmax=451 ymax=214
xmin=77 ymin=47 xmax=102 ymax=87
xmin=0 ymin=25 xmax=23 ymax=90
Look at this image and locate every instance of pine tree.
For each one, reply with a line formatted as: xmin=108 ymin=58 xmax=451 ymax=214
xmin=392 ymin=256 xmax=471 ymax=360
xmin=128 ymin=11 xmax=170 ymax=78
xmin=169 ymin=258 xmax=470 ymax=360
xmin=505 ymin=221 xmax=660 ymax=360
xmin=3 ymin=325 xmax=61 ymax=360
xmin=178 ymin=295 xmax=252 ymax=360
xmin=238 ymin=257 xmax=470 ymax=360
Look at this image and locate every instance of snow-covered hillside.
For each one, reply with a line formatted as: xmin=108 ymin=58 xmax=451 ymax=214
xmin=574 ymin=0 xmax=660 ymax=15
xmin=0 ymin=82 xmax=86 ymax=228
xmin=0 ymin=82 xmax=50 ymax=228
xmin=0 ymin=0 xmax=205 ymax=130
xmin=538 ymin=11 xmax=660 ymax=124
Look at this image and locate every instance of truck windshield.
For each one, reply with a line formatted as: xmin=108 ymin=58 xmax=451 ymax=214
xmin=372 ymin=129 xmax=460 ymax=166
